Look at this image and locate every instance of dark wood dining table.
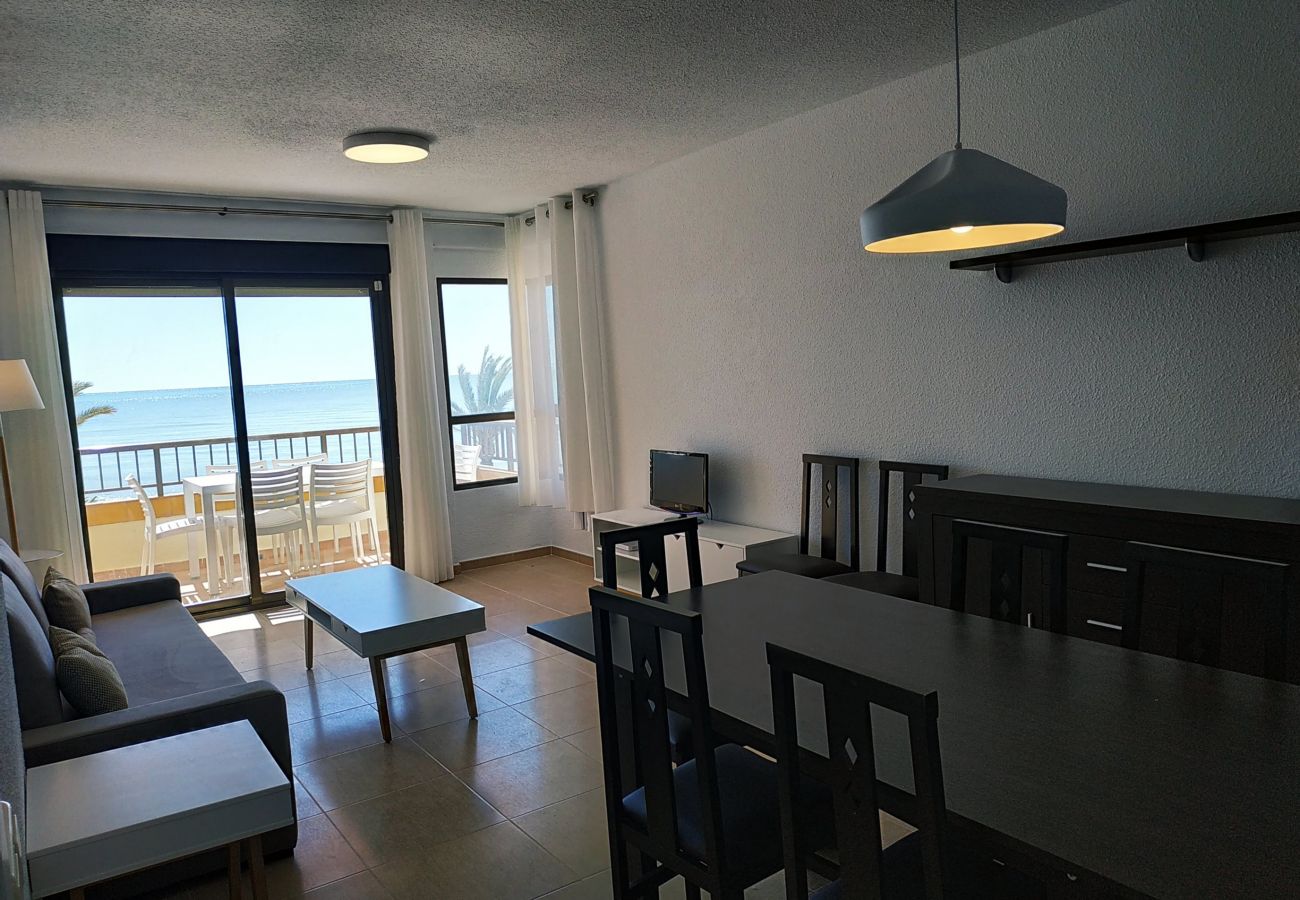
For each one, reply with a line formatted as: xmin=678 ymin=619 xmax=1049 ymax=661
xmin=527 ymin=571 xmax=1300 ymax=900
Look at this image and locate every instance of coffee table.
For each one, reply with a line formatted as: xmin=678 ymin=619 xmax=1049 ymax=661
xmin=285 ymin=565 xmax=486 ymax=741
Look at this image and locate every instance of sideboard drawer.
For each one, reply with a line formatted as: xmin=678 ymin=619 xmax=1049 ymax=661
xmin=1066 ymin=590 xmax=1126 ymax=646
xmin=1067 ymin=535 xmax=1130 ymax=597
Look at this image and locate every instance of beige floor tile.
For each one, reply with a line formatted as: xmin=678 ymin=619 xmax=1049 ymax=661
xmin=290 ymin=704 xmax=396 ymax=765
xmin=513 ymin=788 xmax=610 ymax=878
xmin=371 ymin=821 xmax=576 ymax=900
xmin=188 ymin=815 xmax=366 ymax=899
xmin=549 ymin=652 xmax=597 ymax=678
xmin=539 ymin=871 xmax=615 ymax=900
xmin=341 ymin=654 xmax=460 ymax=702
xmin=563 ymin=726 xmax=603 ymax=760
xmin=513 ymin=632 xmax=570 ymax=658
xmin=460 ymin=739 xmax=602 ymax=818
xmin=295 ymin=737 xmax=447 ymax=811
xmin=528 ymin=556 xmax=597 ymax=585
xmin=220 ymin=636 xmax=305 ymax=672
xmin=488 ymin=605 xmax=570 ymax=637
xmin=328 ymin=776 xmax=505 ymax=866
xmin=472 ymin=656 xmax=594 ymax=705
xmin=515 ymin=682 xmax=600 ymax=737
xmin=447 ymin=575 xmax=552 ymax=616
xmin=283 ymin=678 xmax=369 ymax=726
xmin=313 ymin=648 xmax=373 ymax=678
xmin=295 ymin=777 xmax=323 ymax=818
xmin=427 ymin=635 xmax=547 ymax=675
xmin=408 ymin=706 xmax=558 ymax=771
xmin=242 ymin=658 xmax=339 ymax=693
xmin=386 ymin=679 xmax=505 ymax=732
xmin=303 ymin=870 xmax=394 ymax=899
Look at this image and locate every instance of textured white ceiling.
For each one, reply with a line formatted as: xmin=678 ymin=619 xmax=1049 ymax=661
xmin=0 ymin=0 xmax=1124 ymax=213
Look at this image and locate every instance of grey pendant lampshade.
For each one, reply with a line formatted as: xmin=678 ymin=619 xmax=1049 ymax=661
xmin=860 ymin=147 xmax=1067 ymax=253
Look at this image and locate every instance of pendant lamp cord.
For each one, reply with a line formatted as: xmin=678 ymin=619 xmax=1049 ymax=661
xmin=953 ymin=0 xmax=962 ymax=149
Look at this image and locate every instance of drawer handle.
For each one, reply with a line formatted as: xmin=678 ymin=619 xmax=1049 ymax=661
xmin=1086 ymin=618 xmax=1123 ymax=632
xmin=1085 ymin=562 xmax=1128 ymax=573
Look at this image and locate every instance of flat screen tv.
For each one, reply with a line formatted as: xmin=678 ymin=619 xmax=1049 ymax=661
xmin=650 ymin=450 xmax=709 ymax=515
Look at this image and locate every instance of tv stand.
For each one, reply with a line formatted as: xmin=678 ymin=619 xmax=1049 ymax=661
xmin=591 ymin=508 xmax=796 ymax=593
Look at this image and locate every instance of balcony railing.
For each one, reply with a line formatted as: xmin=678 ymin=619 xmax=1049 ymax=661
xmin=79 ymin=426 xmax=384 ymax=502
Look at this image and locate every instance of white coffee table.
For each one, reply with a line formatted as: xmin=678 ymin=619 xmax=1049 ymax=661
xmin=285 ymin=565 xmax=486 ymax=741
xmin=25 ymin=721 xmax=293 ymax=899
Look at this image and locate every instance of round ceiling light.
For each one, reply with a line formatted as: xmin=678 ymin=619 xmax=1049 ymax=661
xmin=343 ymin=131 xmax=431 ymax=164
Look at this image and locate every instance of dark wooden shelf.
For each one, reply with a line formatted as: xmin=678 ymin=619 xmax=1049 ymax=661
xmin=949 ymin=209 xmax=1300 ymax=283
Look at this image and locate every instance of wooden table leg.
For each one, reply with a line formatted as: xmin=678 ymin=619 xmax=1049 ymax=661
xmin=227 ymin=840 xmax=242 ymax=900
xmin=304 ymin=616 xmax=314 ymax=670
xmin=370 ymin=657 xmax=393 ymax=742
xmin=248 ymin=834 xmax=268 ymax=900
xmin=454 ymin=636 xmax=478 ymax=717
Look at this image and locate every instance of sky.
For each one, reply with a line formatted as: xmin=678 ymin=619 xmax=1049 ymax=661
xmin=62 ymin=283 xmax=512 ymax=394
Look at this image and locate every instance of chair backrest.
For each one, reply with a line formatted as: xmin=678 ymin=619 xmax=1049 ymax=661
xmin=799 ymin=455 xmax=860 ymax=568
xmin=205 ymin=460 xmax=267 ymax=474
xmin=125 ymin=474 xmax=157 ymax=529
xmin=878 ymin=461 xmax=949 ymax=578
xmin=311 ymin=459 xmax=373 ymax=510
xmin=600 ymin=518 xmax=702 ymax=600
xmin=1122 ymin=542 xmax=1289 ymax=680
xmin=949 ymin=520 xmax=1067 ymax=631
xmin=767 ymin=643 xmax=949 ymax=900
xmin=247 ymin=467 xmax=307 ymax=515
xmin=271 ymin=453 xmax=328 ymax=469
xmin=453 ymin=444 xmax=480 ymax=481
xmin=590 ymin=586 xmax=729 ymax=887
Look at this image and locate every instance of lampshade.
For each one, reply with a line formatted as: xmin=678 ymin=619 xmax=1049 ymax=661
xmin=860 ymin=148 xmax=1067 ymax=253
xmin=0 ymin=359 xmax=44 ymax=413
xmin=343 ymin=131 xmax=431 ymax=164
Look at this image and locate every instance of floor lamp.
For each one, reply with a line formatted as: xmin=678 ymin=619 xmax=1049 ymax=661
xmin=0 ymin=359 xmax=45 ymax=553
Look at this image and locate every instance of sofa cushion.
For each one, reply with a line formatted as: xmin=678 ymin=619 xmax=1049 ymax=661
xmin=49 ymin=626 xmax=129 ymax=716
xmin=3 ymin=573 xmax=63 ymax=728
xmin=42 ymin=567 xmax=95 ymax=640
xmin=91 ymin=600 xmax=243 ymax=706
xmin=0 ymin=540 xmax=49 ymax=636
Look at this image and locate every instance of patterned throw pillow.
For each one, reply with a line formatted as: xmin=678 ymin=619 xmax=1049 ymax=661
xmin=47 ymin=626 xmax=128 ymax=716
xmin=42 ymin=567 xmax=95 ymax=642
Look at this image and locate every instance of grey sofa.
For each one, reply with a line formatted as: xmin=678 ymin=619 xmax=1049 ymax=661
xmin=0 ymin=539 xmax=297 ymax=896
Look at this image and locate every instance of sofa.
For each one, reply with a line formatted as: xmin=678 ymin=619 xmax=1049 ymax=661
xmin=0 ymin=539 xmax=297 ymax=896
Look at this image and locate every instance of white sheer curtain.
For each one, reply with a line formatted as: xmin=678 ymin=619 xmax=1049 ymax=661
xmin=506 ymin=194 xmax=614 ymax=515
xmin=387 ymin=209 xmax=455 ymax=582
xmin=0 ymin=190 xmax=88 ymax=579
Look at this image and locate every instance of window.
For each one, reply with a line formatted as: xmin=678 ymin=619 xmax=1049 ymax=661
xmin=436 ymin=278 xmax=517 ymax=488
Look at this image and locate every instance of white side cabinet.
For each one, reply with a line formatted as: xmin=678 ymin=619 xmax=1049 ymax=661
xmin=591 ymin=508 xmax=797 ymax=594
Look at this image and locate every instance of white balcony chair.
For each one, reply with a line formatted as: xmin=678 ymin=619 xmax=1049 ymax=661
xmin=127 ymin=475 xmax=211 ymax=577
xmin=216 ymin=467 xmax=315 ymax=578
xmin=270 ymin=453 xmax=328 ymax=469
xmin=309 ymin=459 xmax=381 ymax=564
xmin=453 ymin=444 xmax=481 ymax=483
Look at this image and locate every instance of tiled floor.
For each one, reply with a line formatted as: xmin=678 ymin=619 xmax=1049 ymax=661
xmin=158 ymin=553 xmax=906 ymax=899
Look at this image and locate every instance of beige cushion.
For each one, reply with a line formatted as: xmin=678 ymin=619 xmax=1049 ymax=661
xmin=47 ymin=626 xmax=128 ymax=716
xmin=42 ymin=567 xmax=95 ymax=642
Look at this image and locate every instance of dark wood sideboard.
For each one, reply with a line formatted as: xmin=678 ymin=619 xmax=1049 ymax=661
xmin=914 ymin=475 xmax=1300 ymax=683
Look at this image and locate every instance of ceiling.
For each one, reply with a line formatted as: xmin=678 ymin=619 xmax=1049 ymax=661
xmin=0 ymin=0 xmax=1125 ymax=213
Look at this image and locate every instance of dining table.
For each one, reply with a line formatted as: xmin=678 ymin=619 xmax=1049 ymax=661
xmin=527 ymin=571 xmax=1300 ymax=899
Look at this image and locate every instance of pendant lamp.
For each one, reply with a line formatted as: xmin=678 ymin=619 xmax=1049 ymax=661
xmin=860 ymin=0 xmax=1066 ymax=253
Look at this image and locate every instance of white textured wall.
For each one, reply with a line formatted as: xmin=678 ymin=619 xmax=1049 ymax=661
xmin=596 ymin=0 xmax=1300 ymax=546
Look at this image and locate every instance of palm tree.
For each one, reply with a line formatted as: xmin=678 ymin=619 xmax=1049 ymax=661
xmin=72 ymin=381 xmax=117 ymax=427
xmin=451 ymin=348 xmax=513 ymax=416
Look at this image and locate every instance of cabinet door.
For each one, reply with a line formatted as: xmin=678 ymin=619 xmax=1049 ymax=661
xmin=1124 ymin=542 xmax=1290 ymax=681
xmin=701 ymin=542 xmax=745 ymax=584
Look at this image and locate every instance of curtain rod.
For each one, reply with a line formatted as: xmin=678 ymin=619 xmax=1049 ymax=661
xmin=36 ymin=198 xmax=506 ymax=228
xmin=523 ymin=191 xmax=600 ymax=226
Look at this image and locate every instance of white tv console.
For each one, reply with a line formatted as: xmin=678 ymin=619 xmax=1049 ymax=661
xmin=591 ymin=508 xmax=797 ymax=594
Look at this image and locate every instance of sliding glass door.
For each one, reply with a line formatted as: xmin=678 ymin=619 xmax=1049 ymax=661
xmin=55 ymin=273 xmax=399 ymax=611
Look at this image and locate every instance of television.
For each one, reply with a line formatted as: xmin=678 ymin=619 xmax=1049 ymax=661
xmin=650 ymin=450 xmax=709 ymax=515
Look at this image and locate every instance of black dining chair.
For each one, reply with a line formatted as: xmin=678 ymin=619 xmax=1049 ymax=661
xmin=825 ymin=461 xmax=949 ymax=602
xmin=600 ymin=518 xmax=702 ymax=763
xmin=591 ymin=587 xmax=833 ymax=900
xmin=948 ymin=521 xmax=1068 ymax=632
xmin=767 ymin=641 xmax=952 ymax=899
xmin=738 ymin=454 xmax=860 ymax=579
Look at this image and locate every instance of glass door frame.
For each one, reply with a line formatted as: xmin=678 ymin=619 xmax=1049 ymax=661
xmin=51 ymin=272 xmax=403 ymax=615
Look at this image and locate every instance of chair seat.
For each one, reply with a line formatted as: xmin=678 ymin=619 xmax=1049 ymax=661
xmin=313 ymin=498 xmax=369 ymax=521
xmin=217 ymin=508 xmax=305 ymax=530
xmin=738 ymin=552 xmax=854 ymax=579
xmin=667 ymin=708 xmax=694 ymax=763
xmin=622 ymin=743 xmax=834 ymax=887
xmin=154 ymin=516 xmax=205 ymax=538
xmin=824 ymin=570 xmax=920 ymax=602
xmin=811 ymin=832 xmax=927 ymax=900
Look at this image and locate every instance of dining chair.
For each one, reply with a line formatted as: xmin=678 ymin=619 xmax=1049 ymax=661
xmin=590 ymin=586 xmax=833 ymax=900
xmin=270 ymin=452 xmax=328 ymax=470
xmin=600 ymin=517 xmax=702 ymax=763
xmin=309 ymin=459 xmax=380 ymax=564
xmin=126 ymin=475 xmax=210 ymax=578
xmin=216 ymin=467 xmax=315 ymax=578
xmin=948 ymin=521 xmax=1068 ymax=632
xmin=453 ymin=443 xmax=481 ymax=483
xmin=737 ymin=454 xmax=859 ymax=579
xmin=825 ymin=461 xmax=949 ymax=602
xmin=767 ymin=642 xmax=951 ymax=899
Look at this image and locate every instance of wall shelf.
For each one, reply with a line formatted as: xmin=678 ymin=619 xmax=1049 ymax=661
xmin=949 ymin=209 xmax=1300 ymax=283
